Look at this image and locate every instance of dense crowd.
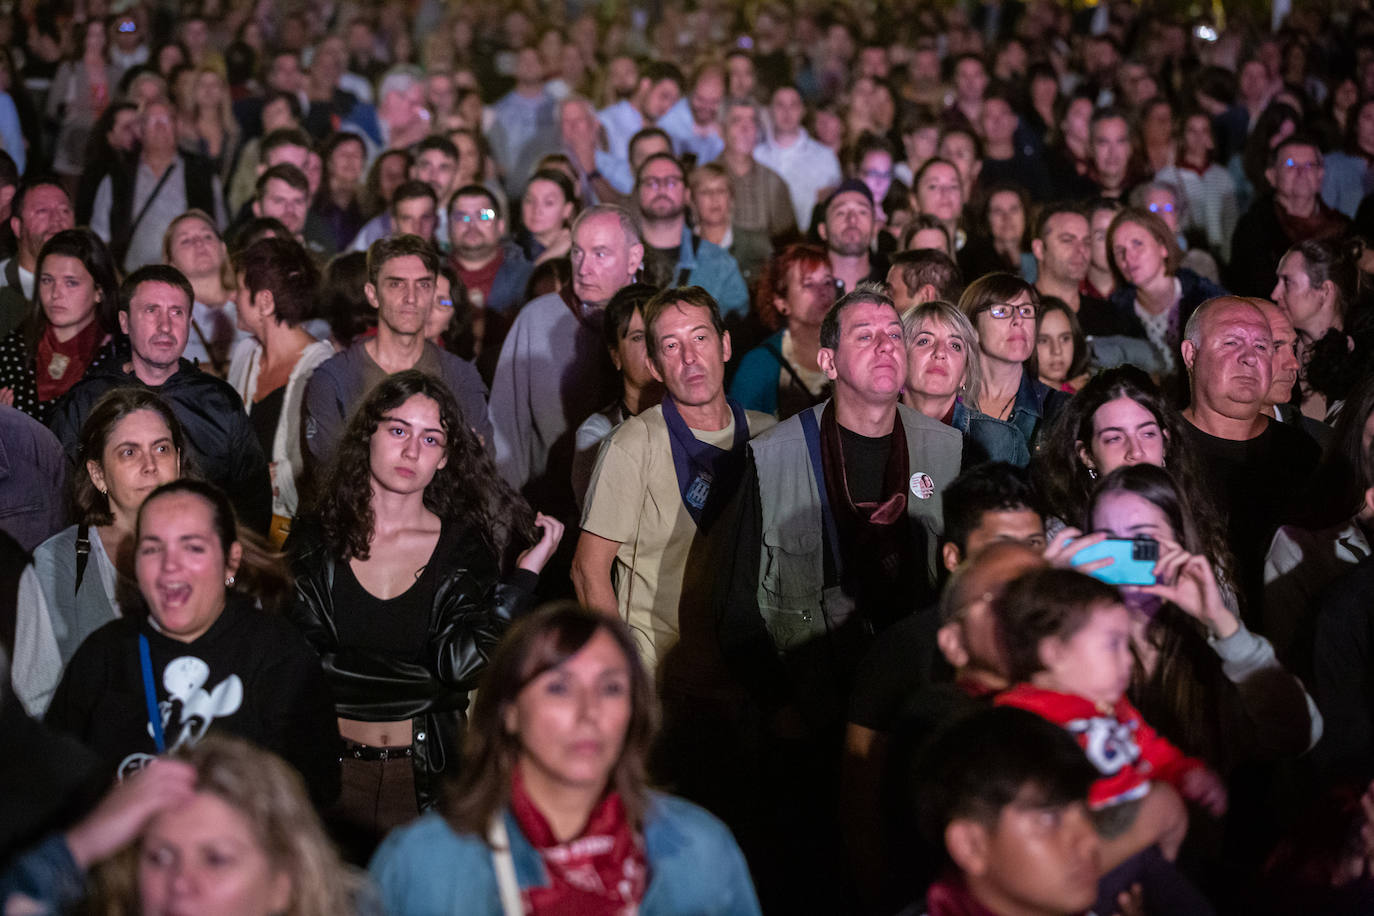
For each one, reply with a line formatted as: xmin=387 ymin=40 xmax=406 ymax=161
xmin=4 ymin=0 xmax=1374 ymax=913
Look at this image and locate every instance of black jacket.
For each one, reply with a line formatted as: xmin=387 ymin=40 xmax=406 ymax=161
xmin=46 ymin=358 xmax=272 ymax=533
xmin=45 ymin=593 xmax=342 ymax=807
xmin=286 ymin=519 xmax=537 ymax=811
xmin=1228 ymin=193 xmax=1351 ymax=299
xmin=106 ymin=150 xmax=218 ymax=269
xmin=1105 ymin=267 xmax=1230 ymax=341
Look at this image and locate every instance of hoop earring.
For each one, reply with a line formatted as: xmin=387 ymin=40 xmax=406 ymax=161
xmin=225 ymin=575 xmax=236 ymax=587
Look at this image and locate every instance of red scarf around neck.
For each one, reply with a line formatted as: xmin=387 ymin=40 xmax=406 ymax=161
xmin=36 ymin=321 xmax=101 ymax=403
xmin=509 ymin=766 xmax=647 ymax=916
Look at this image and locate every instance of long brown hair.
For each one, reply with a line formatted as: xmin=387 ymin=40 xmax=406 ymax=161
xmin=1088 ymin=464 xmax=1236 ymax=768
xmin=446 ymin=603 xmax=657 ymax=839
xmin=311 ymin=369 xmax=534 ymax=564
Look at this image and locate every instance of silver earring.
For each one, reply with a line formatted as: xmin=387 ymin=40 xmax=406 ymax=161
xmin=1088 ymin=468 xmax=1098 ymax=480
xmin=225 ymin=575 xmax=236 ymax=587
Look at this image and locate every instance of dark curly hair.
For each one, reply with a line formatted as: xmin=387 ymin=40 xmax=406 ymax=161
xmin=314 ymin=370 xmax=534 ymax=563
xmin=1031 ymin=365 xmax=1228 ymax=581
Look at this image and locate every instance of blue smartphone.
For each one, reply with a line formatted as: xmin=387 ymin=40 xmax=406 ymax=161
xmin=1069 ymin=537 xmax=1158 ymax=586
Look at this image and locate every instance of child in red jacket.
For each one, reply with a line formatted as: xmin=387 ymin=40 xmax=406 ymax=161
xmin=992 ymin=567 xmax=1227 ymax=867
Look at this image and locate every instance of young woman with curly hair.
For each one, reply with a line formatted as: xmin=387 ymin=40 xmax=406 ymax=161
xmin=286 ymin=369 xmax=563 ymax=862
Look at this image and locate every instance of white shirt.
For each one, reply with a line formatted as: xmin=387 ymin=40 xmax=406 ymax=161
xmin=753 ymin=129 xmax=843 ymax=229
xmin=0 ymin=258 xmax=34 ymax=299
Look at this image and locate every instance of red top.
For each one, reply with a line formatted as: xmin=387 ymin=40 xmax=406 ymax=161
xmin=996 ymin=683 xmax=1203 ymax=810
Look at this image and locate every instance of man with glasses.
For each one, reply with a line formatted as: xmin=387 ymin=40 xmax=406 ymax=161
xmin=1230 ymin=134 xmax=1350 ymax=298
xmin=109 ymin=12 xmax=149 ymax=76
xmin=635 ymin=152 xmax=748 ymax=317
xmin=446 ymin=185 xmax=532 ymax=315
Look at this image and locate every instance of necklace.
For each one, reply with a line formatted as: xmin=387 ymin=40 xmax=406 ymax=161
xmin=989 ymin=385 xmax=1017 ymax=421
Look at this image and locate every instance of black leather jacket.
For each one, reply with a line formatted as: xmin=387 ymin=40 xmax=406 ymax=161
xmin=286 ymin=519 xmax=537 ymax=811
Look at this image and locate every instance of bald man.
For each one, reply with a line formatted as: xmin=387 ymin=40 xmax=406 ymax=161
xmin=1180 ymin=296 xmax=1321 ymax=627
xmin=843 ymin=539 xmax=1047 ymax=909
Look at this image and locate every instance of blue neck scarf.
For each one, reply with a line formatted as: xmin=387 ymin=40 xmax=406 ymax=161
xmin=660 ymin=394 xmax=750 ymax=528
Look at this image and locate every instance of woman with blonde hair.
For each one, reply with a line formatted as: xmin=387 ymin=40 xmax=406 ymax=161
xmin=901 ymin=300 xmax=1028 ymax=466
xmin=0 ymin=735 xmax=365 ymax=916
xmin=177 ymin=66 xmax=242 ymax=184
xmin=370 ymin=603 xmax=761 ymax=914
xmin=163 ymin=209 xmax=245 ymax=377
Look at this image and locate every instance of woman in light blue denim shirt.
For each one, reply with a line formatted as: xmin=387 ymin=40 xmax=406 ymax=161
xmin=370 ymin=604 xmax=762 ymax=916
xmin=900 ymin=300 xmax=1030 ymax=468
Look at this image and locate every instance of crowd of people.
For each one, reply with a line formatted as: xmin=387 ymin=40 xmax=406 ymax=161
xmin=6 ymin=0 xmax=1374 ymax=913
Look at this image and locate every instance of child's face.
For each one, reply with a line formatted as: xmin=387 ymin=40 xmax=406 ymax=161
xmin=1040 ymin=603 xmax=1134 ymax=706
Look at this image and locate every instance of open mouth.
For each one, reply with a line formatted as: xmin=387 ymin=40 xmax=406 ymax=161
xmin=159 ymin=582 xmax=193 ymax=608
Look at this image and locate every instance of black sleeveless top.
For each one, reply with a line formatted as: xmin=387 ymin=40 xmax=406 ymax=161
xmin=332 ymin=522 xmax=457 ymax=662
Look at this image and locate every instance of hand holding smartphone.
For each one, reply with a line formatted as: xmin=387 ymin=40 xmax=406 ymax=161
xmin=1067 ymin=537 xmax=1159 ymax=586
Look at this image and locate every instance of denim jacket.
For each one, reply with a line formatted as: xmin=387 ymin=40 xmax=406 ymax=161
xmin=370 ymin=794 xmax=762 ymax=915
xmin=1006 ymin=370 xmax=1071 ymax=456
xmin=950 ymin=399 xmax=1030 ymax=468
xmin=669 ymin=227 xmax=750 ymax=318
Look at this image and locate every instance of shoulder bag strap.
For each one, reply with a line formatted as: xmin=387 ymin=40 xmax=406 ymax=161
xmin=125 ymin=163 xmax=177 ymax=249
xmin=74 ymin=524 xmax=91 ymax=596
xmin=673 ymin=232 xmax=703 ymax=288
xmin=487 ymin=814 xmax=525 ymax=916
xmin=797 ymin=407 xmax=843 ymax=579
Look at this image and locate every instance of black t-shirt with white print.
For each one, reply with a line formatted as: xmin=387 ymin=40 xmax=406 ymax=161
xmin=46 ymin=594 xmax=341 ymax=805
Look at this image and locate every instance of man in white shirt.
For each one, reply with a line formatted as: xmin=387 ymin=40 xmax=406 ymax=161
xmin=753 ymin=86 xmax=842 ymax=229
xmin=0 ymin=178 xmax=75 ymax=338
xmin=487 ymin=47 xmax=555 ymax=182
xmin=659 ymin=63 xmax=727 ymax=166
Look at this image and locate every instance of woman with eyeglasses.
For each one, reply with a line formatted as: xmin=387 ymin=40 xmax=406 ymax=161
xmin=1104 ymin=206 xmax=1226 ymax=376
xmin=227 ymin=237 xmax=334 ymax=544
xmin=958 ymin=272 xmax=1070 ymax=453
xmin=901 ymin=300 xmax=1029 ymax=467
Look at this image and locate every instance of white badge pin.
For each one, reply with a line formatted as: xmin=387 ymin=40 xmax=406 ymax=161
xmin=910 ymin=472 xmax=935 ymax=500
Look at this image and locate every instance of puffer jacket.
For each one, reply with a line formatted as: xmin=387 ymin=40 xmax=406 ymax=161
xmin=286 ymin=519 xmax=537 ymax=811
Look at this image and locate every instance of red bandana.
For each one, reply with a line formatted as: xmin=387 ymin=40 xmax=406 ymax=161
xmin=35 ymin=321 xmax=102 ymax=403
xmin=925 ymin=876 xmax=1003 ymax=916
xmin=509 ymin=767 xmax=648 ymax=916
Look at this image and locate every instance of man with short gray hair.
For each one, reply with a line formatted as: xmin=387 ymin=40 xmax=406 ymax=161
xmin=341 ymin=65 xmax=430 ymax=163
xmin=490 ymin=204 xmax=644 ymax=536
